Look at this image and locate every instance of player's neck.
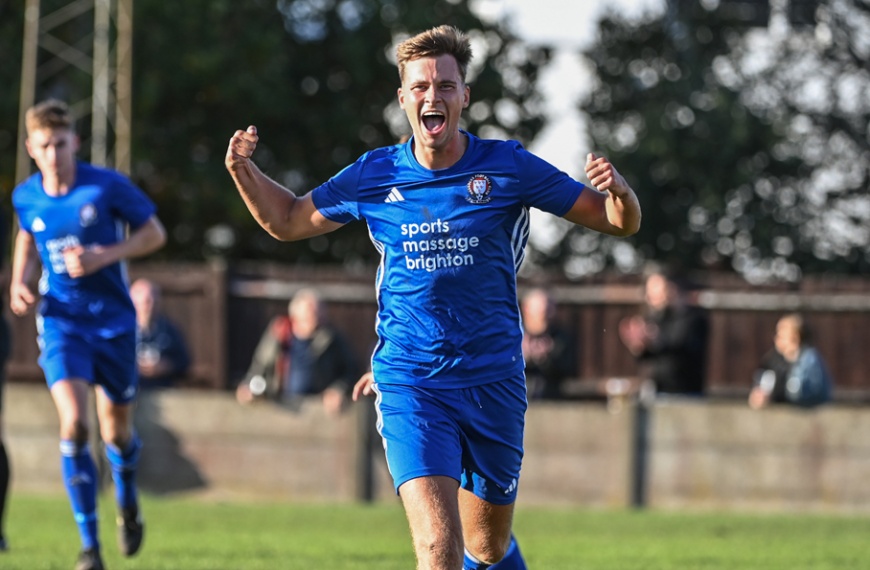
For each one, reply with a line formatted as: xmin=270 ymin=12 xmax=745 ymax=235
xmin=413 ymin=131 xmax=468 ymax=170
xmin=41 ymin=164 xmax=76 ymax=196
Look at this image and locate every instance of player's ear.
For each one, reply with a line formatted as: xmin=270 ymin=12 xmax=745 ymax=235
xmin=397 ymin=86 xmax=405 ymax=107
xmin=462 ymin=84 xmax=470 ymax=109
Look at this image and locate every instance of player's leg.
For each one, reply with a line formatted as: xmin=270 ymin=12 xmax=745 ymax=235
xmin=94 ymin=332 xmax=144 ymax=557
xmin=373 ymin=382 xmax=467 ymax=570
xmin=96 ymin=390 xmax=140 ymax=504
xmin=459 ymin=491 xmax=525 ymax=569
xmin=458 ymin=375 xmax=528 ymax=569
xmin=50 ymin=379 xmax=102 ymax=556
xmin=399 ymin=475 xmax=464 ymax=570
xmin=39 ymin=322 xmax=105 ymax=569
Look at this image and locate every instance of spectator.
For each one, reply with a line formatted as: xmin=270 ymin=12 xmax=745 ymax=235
xmin=236 ymin=289 xmax=357 ymax=416
xmin=749 ymin=313 xmax=833 ymax=409
xmin=618 ymin=264 xmax=709 ymax=396
xmin=130 ymin=279 xmax=190 ymax=389
xmin=520 ymin=288 xmax=575 ymax=400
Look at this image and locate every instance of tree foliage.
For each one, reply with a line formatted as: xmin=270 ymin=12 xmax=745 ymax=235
xmin=1 ymin=0 xmax=551 ymax=266
xmin=724 ymin=0 xmax=870 ymax=278
xmin=553 ymin=0 xmax=870 ymax=282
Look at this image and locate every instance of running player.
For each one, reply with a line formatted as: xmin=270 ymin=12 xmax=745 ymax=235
xmin=11 ymin=99 xmax=166 ymax=570
xmin=226 ymin=25 xmax=641 ymax=570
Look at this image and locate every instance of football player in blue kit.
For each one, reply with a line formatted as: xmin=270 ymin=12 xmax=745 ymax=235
xmin=11 ymin=99 xmax=166 ymax=570
xmin=226 ymin=25 xmax=641 ymax=570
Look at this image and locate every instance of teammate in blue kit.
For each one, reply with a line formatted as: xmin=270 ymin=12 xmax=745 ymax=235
xmin=226 ymin=25 xmax=641 ymax=570
xmin=11 ymin=99 xmax=166 ymax=570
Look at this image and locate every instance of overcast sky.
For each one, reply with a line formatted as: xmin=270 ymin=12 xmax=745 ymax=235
xmin=477 ymin=0 xmax=666 ymax=249
xmin=482 ymin=0 xmax=666 ymax=177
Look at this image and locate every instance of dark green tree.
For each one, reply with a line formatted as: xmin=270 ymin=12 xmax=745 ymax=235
xmin=539 ymin=0 xmax=868 ymax=282
xmin=0 ymin=0 xmax=551 ymax=266
xmin=724 ymin=0 xmax=870 ymax=277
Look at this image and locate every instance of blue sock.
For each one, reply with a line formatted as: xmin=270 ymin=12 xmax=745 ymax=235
xmin=464 ymin=535 xmax=527 ymax=570
xmin=105 ymin=434 xmax=141 ymax=511
xmin=60 ymin=440 xmax=99 ymax=550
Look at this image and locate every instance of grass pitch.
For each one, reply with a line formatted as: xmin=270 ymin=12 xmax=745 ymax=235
xmin=2 ymin=493 xmax=868 ymax=569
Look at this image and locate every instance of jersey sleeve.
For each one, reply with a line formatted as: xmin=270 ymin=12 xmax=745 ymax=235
xmin=108 ymin=172 xmax=157 ymax=228
xmin=311 ymin=158 xmax=365 ymax=224
xmin=514 ymin=144 xmax=585 ymax=217
xmin=11 ymin=180 xmax=35 ymax=234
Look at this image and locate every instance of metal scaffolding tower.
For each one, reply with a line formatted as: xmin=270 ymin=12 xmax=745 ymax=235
xmin=15 ymin=0 xmax=134 ymax=184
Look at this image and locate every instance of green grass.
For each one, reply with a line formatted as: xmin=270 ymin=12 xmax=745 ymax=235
xmin=3 ymin=493 xmax=869 ymax=569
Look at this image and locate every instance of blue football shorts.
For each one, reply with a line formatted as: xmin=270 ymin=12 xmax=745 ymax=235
xmin=38 ymin=318 xmax=139 ymax=404
xmin=373 ymin=373 xmax=527 ymax=506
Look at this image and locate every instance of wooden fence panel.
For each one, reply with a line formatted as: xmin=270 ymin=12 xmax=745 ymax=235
xmin=6 ymin=263 xmax=870 ymax=402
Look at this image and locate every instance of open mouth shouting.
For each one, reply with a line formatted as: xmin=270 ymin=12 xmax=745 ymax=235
xmin=421 ymin=110 xmax=446 ymax=136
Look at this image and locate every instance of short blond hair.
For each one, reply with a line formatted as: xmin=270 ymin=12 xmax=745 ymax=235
xmin=396 ymin=25 xmax=472 ymax=83
xmin=25 ymin=99 xmax=73 ymax=135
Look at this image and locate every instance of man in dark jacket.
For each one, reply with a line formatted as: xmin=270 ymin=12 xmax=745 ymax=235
xmin=520 ymin=288 xmax=575 ymax=400
xmin=130 ymin=279 xmax=190 ymax=389
xmin=236 ymin=288 xmax=357 ymax=415
xmin=619 ymin=265 xmax=709 ymax=396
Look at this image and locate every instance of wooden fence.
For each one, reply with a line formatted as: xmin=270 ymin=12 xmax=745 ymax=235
xmin=6 ymin=262 xmax=870 ymax=401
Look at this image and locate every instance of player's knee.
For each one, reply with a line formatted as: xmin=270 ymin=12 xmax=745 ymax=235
xmin=60 ymin=419 xmax=89 ymax=444
xmin=104 ymin=431 xmax=132 ymax=450
xmin=465 ymin=535 xmax=509 ymax=566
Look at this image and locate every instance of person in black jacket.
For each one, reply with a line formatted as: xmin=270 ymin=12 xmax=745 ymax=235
xmin=236 ymin=288 xmax=357 ymax=416
xmin=748 ymin=313 xmax=832 ymax=409
xmin=520 ymin=288 xmax=575 ymax=400
xmin=618 ymin=264 xmax=709 ymax=396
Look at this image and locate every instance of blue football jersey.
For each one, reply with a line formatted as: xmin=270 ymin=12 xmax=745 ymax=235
xmin=13 ymin=161 xmax=157 ymax=337
xmin=313 ymin=133 xmax=585 ymax=388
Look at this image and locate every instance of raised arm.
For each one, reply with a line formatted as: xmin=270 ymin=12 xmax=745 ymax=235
xmin=225 ymin=126 xmax=344 ymax=241
xmin=563 ymin=153 xmax=641 ymax=237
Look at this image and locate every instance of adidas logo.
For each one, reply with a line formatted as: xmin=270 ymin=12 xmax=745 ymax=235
xmin=385 ymin=187 xmax=405 ymax=203
xmin=32 ymin=217 xmax=46 ymax=232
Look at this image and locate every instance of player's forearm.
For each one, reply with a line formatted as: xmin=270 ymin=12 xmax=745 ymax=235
xmin=230 ymin=160 xmax=305 ymax=241
xmin=10 ymin=231 xmax=38 ymax=287
xmin=605 ymin=190 xmax=642 ymax=237
xmin=100 ymin=217 xmax=167 ymax=267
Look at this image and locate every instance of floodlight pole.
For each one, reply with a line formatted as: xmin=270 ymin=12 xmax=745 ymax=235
xmin=15 ymin=0 xmax=41 ymax=185
xmin=15 ymin=0 xmax=135 ymax=182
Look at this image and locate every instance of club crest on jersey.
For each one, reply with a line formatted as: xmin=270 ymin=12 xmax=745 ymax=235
xmin=466 ymin=174 xmax=493 ymax=204
xmin=79 ymin=203 xmax=98 ymax=227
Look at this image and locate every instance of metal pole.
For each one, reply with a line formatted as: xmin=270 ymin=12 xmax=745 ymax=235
xmin=15 ymin=0 xmax=41 ymax=185
xmin=91 ymin=0 xmax=111 ymax=167
xmin=629 ymin=400 xmax=650 ymax=508
xmin=114 ymin=0 xmax=133 ymax=174
xmin=354 ymin=399 xmax=376 ymax=502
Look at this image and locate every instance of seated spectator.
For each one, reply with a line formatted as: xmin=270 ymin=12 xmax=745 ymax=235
xmin=520 ymin=287 xmax=575 ymax=400
xmin=237 ymin=288 xmax=357 ymax=416
xmin=749 ymin=313 xmax=833 ymax=409
xmin=130 ymin=278 xmax=191 ymax=388
xmin=618 ymin=263 xmax=709 ymax=396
